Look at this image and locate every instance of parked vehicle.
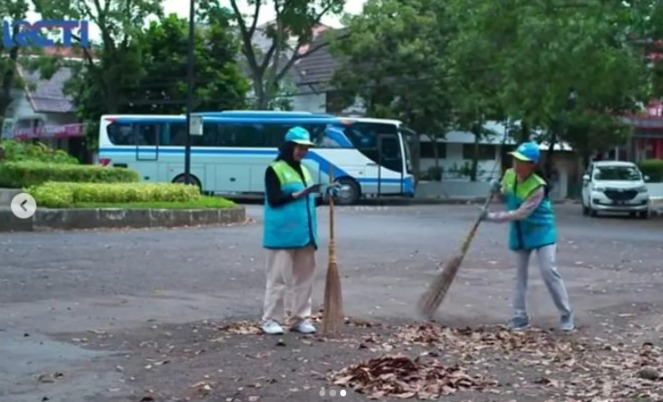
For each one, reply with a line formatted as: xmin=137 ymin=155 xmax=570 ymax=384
xmin=581 ymin=161 xmax=651 ymax=218
xmin=97 ymin=111 xmax=416 ymax=205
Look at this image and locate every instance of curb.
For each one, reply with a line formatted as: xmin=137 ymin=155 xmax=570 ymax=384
xmin=0 ymin=206 xmax=246 ymax=232
xmin=230 ymin=195 xmax=581 ymax=206
xmin=354 ymin=198 xmax=582 ymax=206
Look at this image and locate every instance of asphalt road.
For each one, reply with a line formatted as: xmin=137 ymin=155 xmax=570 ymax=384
xmin=1 ymin=203 xmax=662 ymax=402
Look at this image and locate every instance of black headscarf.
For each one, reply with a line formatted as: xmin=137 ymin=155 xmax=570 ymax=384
xmin=276 ymin=141 xmax=297 ymax=164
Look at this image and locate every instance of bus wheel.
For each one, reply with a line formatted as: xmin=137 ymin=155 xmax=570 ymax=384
xmin=173 ymin=174 xmax=202 ymax=192
xmin=334 ymin=177 xmax=360 ymax=206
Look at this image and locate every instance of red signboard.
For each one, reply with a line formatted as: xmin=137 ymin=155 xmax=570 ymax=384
xmin=11 ymin=123 xmax=84 ymax=139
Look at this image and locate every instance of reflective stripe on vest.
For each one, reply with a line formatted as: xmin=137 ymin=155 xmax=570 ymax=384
xmin=501 ymin=168 xmax=557 ymax=250
xmin=262 ymin=161 xmax=318 ymax=249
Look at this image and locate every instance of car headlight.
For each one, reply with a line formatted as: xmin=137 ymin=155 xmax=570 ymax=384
xmin=636 ymin=185 xmax=648 ymax=193
xmin=592 ymin=185 xmax=605 ymax=192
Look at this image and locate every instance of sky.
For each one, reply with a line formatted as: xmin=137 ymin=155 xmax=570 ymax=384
xmin=23 ymin=0 xmax=367 ymax=42
xmin=162 ymin=0 xmax=367 ymax=27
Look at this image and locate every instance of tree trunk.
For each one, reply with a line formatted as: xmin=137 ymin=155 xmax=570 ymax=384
xmin=252 ymin=73 xmax=268 ymax=109
xmin=518 ymin=120 xmax=530 ymax=143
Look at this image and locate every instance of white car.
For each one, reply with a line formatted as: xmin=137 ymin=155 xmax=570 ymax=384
xmin=581 ymin=161 xmax=651 ymax=219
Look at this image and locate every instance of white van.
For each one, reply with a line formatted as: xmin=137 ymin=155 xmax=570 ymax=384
xmin=581 ymin=161 xmax=651 ymax=218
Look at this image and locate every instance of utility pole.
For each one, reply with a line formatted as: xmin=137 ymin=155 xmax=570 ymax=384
xmin=184 ymin=0 xmax=195 ymax=184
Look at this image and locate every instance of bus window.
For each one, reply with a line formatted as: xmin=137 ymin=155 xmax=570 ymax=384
xmin=107 ymin=121 xmax=134 ymax=145
xmin=166 ymin=122 xmax=218 ymax=146
xmin=316 ymin=126 xmax=352 ymax=148
xmin=169 ymin=123 xmax=187 ymax=146
xmin=135 ymin=122 xmax=159 ymax=145
xmin=342 ymin=122 xmax=403 ymax=172
xmin=228 ymin=124 xmax=263 ymax=147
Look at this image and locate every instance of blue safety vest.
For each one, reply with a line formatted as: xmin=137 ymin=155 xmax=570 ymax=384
xmin=500 ymin=168 xmax=557 ymax=251
xmin=263 ymin=160 xmax=318 ymax=249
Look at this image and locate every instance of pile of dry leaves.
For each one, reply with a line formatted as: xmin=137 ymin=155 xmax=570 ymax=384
xmin=389 ymin=322 xmax=662 ymax=400
xmin=329 ymin=354 xmax=496 ymax=399
xmin=218 ymin=321 xmax=263 ymax=335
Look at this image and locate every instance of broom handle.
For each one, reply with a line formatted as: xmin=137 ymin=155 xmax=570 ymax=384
xmin=459 ymin=194 xmax=493 ymax=254
xmin=457 ymin=157 xmax=502 ymax=256
xmin=328 ymin=167 xmax=336 ymax=264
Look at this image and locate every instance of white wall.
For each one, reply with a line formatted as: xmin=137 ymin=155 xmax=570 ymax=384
xmin=420 ymin=143 xmax=501 ymax=182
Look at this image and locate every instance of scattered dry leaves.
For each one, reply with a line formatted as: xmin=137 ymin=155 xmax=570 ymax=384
xmin=386 ymin=322 xmax=663 ymax=400
xmin=329 ymin=354 xmax=496 ymax=400
xmin=218 ymin=321 xmax=262 ymax=335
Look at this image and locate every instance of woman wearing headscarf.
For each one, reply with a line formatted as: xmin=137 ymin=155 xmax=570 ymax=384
xmin=261 ymin=126 xmax=339 ymax=335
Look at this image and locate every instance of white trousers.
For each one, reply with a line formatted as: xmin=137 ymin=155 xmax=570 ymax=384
xmin=262 ymin=245 xmax=316 ymax=325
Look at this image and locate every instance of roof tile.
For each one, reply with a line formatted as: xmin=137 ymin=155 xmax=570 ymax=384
xmin=295 ymin=29 xmax=347 ymax=86
xmin=18 ymin=66 xmax=74 ymax=114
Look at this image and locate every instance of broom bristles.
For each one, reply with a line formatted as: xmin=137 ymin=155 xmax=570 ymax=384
xmin=417 ymin=254 xmax=463 ymax=319
xmin=322 ymin=259 xmax=344 ymax=334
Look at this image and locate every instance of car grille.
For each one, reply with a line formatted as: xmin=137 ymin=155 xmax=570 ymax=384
xmin=604 ymin=188 xmax=637 ymax=201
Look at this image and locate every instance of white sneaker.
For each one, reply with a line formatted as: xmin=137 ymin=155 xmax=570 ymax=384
xmin=291 ymin=319 xmax=316 ymax=334
xmin=261 ymin=320 xmax=284 ymax=335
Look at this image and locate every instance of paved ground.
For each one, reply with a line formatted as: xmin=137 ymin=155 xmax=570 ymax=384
xmin=1 ymin=203 xmax=662 ymax=402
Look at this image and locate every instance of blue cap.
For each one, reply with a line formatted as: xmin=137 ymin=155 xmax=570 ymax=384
xmin=510 ymin=141 xmax=540 ymax=163
xmin=285 ymin=126 xmax=315 ymax=146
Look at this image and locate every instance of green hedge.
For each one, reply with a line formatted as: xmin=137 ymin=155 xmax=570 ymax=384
xmin=0 ymin=161 xmax=139 ymax=188
xmin=639 ymin=159 xmax=663 ymax=182
xmin=0 ymin=139 xmax=79 ymax=164
xmin=27 ymin=182 xmax=202 ymax=208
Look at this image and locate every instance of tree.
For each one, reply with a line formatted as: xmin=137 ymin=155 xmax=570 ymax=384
xmin=0 ymin=0 xmax=30 ymax=131
xmin=328 ymin=0 xmax=454 ymax=178
xmin=32 ymin=0 xmax=164 ymax=149
xmin=444 ymin=5 xmax=506 ymax=181
xmin=127 ymin=12 xmax=250 ymax=114
xmin=447 ymin=0 xmax=649 ymax=177
xmin=622 ymin=0 xmax=663 ymax=96
xmin=228 ymin=0 xmax=345 ymax=109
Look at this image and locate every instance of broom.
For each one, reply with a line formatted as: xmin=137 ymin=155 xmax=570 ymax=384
xmin=321 ymin=168 xmax=344 ymax=335
xmin=416 ymin=148 xmax=506 ymax=320
xmin=417 ymin=193 xmax=494 ymax=319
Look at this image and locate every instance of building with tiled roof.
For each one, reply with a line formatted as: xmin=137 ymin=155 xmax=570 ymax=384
xmin=2 ymin=52 xmax=89 ymax=161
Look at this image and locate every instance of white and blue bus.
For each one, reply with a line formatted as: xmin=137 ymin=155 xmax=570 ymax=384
xmin=97 ymin=111 xmax=416 ymax=205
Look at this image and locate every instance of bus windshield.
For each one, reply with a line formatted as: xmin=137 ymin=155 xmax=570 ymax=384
xmin=399 ymin=126 xmax=416 ymax=175
xmin=323 ymin=121 xmax=404 ymax=173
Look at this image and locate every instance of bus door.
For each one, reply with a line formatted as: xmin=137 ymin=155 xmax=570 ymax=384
xmin=134 ymin=121 xmax=159 ymax=161
xmin=377 ymin=132 xmax=404 ymax=195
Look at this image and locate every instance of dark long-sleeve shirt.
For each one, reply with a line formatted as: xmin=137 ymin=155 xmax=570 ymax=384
xmin=265 ymin=166 xmax=296 ymax=207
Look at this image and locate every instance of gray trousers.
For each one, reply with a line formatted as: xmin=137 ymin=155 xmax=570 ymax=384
xmin=513 ymin=244 xmax=573 ymax=318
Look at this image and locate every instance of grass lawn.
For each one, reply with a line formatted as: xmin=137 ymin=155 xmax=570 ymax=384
xmin=65 ymin=196 xmax=237 ymax=210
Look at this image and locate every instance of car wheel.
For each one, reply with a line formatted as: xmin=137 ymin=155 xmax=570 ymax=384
xmin=638 ymin=210 xmax=649 ymax=219
xmin=588 ymin=203 xmax=597 ymax=217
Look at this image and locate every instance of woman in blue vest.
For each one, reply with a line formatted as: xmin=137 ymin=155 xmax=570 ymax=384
xmin=261 ymin=126 xmax=338 ymax=335
xmin=479 ymin=141 xmax=575 ymax=331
